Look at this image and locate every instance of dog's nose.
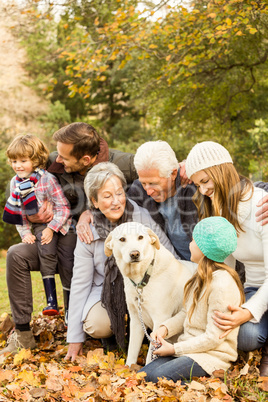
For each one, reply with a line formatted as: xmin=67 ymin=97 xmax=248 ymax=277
xmin=130 ymin=250 xmax=140 ymax=261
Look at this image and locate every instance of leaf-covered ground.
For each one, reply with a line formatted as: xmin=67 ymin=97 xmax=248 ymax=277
xmin=0 ymin=313 xmax=267 ymax=401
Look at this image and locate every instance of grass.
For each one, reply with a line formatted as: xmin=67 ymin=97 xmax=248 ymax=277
xmin=0 ymin=254 xmax=63 ymax=319
xmin=229 ymin=377 xmax=268 ymax=401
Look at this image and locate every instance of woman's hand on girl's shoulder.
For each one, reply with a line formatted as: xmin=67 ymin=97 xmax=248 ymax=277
xmin=256 ymin=193 xmax=268 ymax=226
xmin=212 ymin=305 xmax=253 ymax=339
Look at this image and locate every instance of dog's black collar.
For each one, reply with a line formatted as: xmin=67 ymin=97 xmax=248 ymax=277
xmin=130 ymin=258 xmax=155 ymax=289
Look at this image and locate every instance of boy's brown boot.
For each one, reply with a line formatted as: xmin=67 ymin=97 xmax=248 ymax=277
xmin=0 ymin=329 xmax=36 ymax=355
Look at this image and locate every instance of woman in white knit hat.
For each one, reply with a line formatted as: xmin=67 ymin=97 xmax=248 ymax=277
xmin=185 ymin=141 xmax=268 ymax=376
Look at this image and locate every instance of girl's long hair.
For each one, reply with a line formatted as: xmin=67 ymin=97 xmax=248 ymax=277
xmin=184 ymin=256 xmax=245 ymax=322
xmin=193 ymin=163 xmax=253 ymax=233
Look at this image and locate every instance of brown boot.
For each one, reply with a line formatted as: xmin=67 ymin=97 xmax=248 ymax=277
xmin=259 ymin=339 xmax=268 ymax=377
xmin=0 ymin=329 xmax=36 ymax=356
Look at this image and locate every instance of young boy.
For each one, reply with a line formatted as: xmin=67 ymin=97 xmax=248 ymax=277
xmin=3 ymin=134 xmax=72 ymax=319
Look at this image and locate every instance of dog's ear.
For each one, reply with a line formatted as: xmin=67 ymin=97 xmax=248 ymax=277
xmin=104 ymin=233 xmax=114 ymax=256
xmin=146 ymin=228 xmax=161 ymax=250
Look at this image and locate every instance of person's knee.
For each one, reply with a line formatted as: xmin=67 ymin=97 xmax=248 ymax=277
xmin=238 ymin=323 xmax=265 ymax=351
xmin=7 ymin=243 xmax=37 ymax=265
xmin=7 ymin=243 xmax=39 ymax=279
xmin=6 ymin=244 xmax=24 ymax=272
xmin=138 ymin=359 xmax=171 ymax=383
xmin=7 ymin=243 xmax=21 ymax=259
xmin=83 ymin=316 xmax=113 ymax=339
xmin=142 ymin=367 xmax=172 ymax=383
xmin=142 ymin=371 xmax=158 ymax=383
xmin=83 ymin=323 xmax=113 ymax=338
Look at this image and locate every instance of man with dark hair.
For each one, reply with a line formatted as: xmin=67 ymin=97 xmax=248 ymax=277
xmin=53 ymin=122 xmax=100 ymax=169
xmin=48 ymin=123 xmax=137 ymax=236
xmin=0 ymin=122 xmax=137 ymax=355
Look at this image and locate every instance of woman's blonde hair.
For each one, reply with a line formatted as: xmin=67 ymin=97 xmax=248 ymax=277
xmin=193 ymin=163 xmax=253 ymax=232
xmin=7 ymin=134 xmax=49 ymax=169
xmin=184 ymin=257 xmax=245 ymax=322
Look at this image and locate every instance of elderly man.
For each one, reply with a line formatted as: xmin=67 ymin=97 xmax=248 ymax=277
xmin=0 ymin=122 xmax=136 ymax=355
xmin=127 ymin=141 xmax=197 ymax=260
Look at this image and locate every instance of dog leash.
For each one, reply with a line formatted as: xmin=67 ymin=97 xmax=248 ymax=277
xmin=136 ymin=287 xmax=161 ymax=360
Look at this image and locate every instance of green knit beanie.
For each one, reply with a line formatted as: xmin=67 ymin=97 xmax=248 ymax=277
xmin=193 ymin=217 xmax=237 ymax=263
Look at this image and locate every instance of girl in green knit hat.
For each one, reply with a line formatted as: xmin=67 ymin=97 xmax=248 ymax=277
xmin=139 ymin=216 xmax=245 ymax=384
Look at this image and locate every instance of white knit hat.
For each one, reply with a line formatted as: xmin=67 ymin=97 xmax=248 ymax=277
xmin=186 ymin=141 xmax=233 ymax=179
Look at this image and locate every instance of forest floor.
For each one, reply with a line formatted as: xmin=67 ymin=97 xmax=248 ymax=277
xmin=0 ymin=312 xmax=267 ymax=401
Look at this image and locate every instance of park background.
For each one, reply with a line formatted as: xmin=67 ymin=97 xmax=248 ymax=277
xmin=0 ymin=1 xmax=267 ymax=400
xmin=1 ymin=0 xmax=268 ymax=251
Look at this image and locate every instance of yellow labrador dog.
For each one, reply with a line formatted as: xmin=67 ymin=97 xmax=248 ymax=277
xmin=104 ymin=221 xmax=196 ymax=366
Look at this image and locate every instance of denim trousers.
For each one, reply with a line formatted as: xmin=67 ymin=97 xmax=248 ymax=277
xmin=138 ymin=356 xmax=208 ymax=384
xmin=238 ymin=287 xmax=268 ymax=351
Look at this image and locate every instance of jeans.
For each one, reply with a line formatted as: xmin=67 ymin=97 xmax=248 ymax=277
xmin=138 ymin=356 xmax=208 ymax=384
xmin=238 ymin=287 xmax=268 ymax=351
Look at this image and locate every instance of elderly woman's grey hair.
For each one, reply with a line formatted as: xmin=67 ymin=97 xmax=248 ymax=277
xmin=134 ymin=141 xmax=179 ymax=178
xmin=84 ymin=162 xmax=127 ymax=208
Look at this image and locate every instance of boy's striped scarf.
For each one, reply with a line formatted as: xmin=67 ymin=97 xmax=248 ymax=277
xmin=3 ymin=168 xmax=44 ymax=225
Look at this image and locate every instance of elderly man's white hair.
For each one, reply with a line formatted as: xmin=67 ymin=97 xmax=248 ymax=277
xmin=134 ymin=141 xmax=179 ymax=178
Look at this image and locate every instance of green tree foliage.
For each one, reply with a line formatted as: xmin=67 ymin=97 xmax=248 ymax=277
xmin=38 ymin=101 xmax=71 ymax=149
xmin=18 ymin=0 xmax=146 ymax=141
xmin=0 ymin=139 xmax=20 ymax=250
xmin=18 ymin=12 xmax=88 ymax=120
xmin=17 ymin=0 xmax=268 ymax=178
xmin=247 ymin=119 xmax=268 ymax=180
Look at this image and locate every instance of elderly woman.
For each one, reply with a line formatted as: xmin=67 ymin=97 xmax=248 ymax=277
xmin=65 ymin=162 xmax=179 ymax=361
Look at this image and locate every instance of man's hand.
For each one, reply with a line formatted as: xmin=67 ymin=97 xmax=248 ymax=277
xmin=65 ymin=342 xmax=83 ymax=362
xmin=178 ymin=161 xmax=192 ymax=188
xmin=153 ymin=335 xmax=175 ymax=357
xmin=27 ymin=201 xmax=54 ymax=224
xmin=22 ymin=234 xmax=36 ymax=244
xmin=212 ymin=305 xmax=253 ymax=339
xmin=256 ymin=194 xmax=268 ymax=226
xmin=41 ymin=227 xmax=54 ymax=245
xmin=76 ymin=210 xmax=94 ymax=244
